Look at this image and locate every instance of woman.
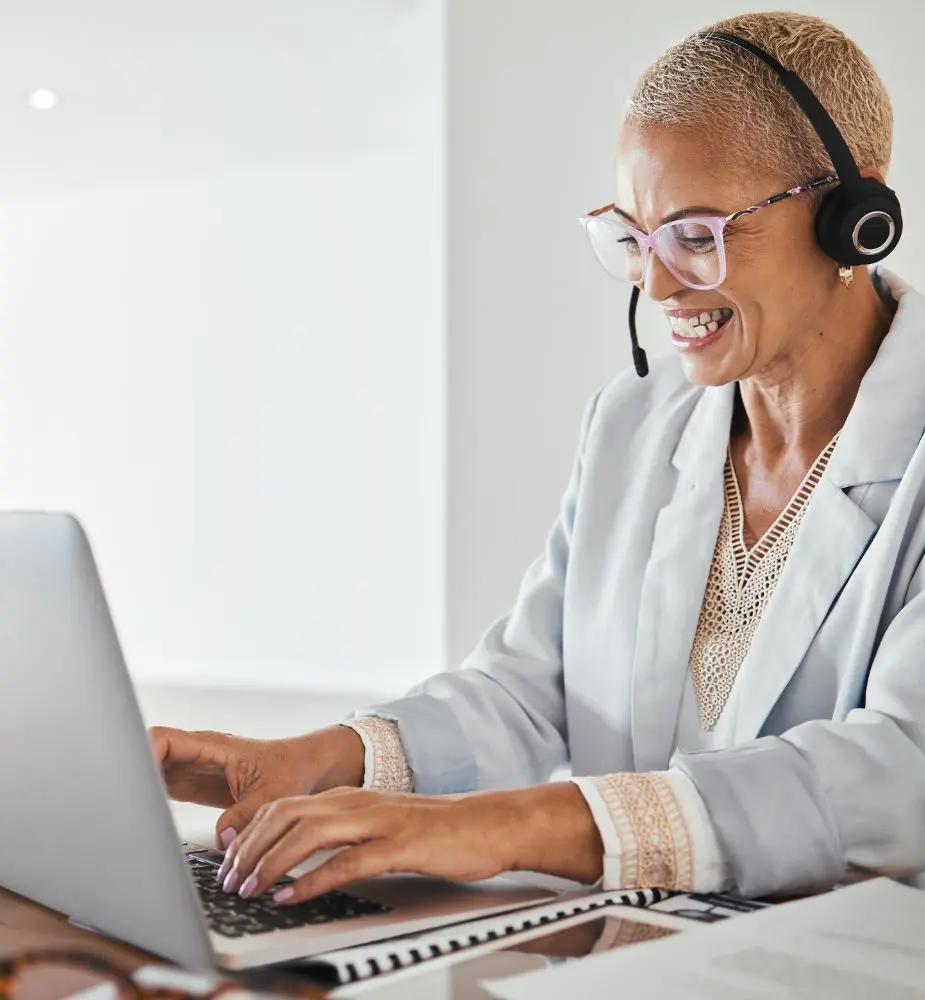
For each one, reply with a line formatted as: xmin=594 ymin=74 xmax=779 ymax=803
xmin=152 ymin=12 xmax=925 ymax=905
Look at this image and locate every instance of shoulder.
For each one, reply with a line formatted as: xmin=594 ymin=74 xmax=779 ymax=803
xmin=582 ymin=354 xmax=705 ymax=454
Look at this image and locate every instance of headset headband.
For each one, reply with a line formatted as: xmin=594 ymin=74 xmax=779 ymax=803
xmin=695 ymin=31 xmax=864 ymax=200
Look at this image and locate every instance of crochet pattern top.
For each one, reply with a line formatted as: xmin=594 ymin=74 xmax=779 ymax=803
xmin=689 ymin=433 xmax=840 ymax=730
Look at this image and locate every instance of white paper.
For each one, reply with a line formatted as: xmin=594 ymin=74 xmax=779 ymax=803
xmin=484 ymin=878 xmax=925 ymax=1000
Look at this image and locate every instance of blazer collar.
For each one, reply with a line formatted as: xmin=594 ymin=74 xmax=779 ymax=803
xmin=826 ymin=267 xmax=925 ymax=489
xmin=670 ymin=380 xmax=735 ymax=483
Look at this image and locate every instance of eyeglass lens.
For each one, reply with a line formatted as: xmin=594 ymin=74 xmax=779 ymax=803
xmin=584 ymin=217 xmax=722 ymax=289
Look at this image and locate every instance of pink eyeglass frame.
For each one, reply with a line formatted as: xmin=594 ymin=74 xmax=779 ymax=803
xmin=579 ymin=173 xmax=838 ymax=291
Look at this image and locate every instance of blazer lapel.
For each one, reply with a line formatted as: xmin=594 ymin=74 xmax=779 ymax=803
xmin=731 ymin=477 xmax=877 ymax=742
xmin=733 ymin=266 xmax=925 ymax=741
xmin=631 ymin=382 xmax=735 ymax=771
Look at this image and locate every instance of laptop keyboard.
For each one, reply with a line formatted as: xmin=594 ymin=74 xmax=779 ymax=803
xmin=186 ymin=850 xmax=392 ymax=938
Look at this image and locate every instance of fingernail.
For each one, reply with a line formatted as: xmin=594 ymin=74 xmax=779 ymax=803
xmin=216 ymin=856 xmax=232 ymax=883
xmin=239 ymin=874 xmax=259 ymax=899
xmin=220 ymin=827 xmax=237 ymax=849
xmin=273 ymin=886 xmax=296 ymax=904
xmin=222 ymin=869 xmax=239 ymax=894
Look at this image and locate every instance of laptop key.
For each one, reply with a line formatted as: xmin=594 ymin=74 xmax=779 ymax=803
xmin=214 ymin=925 xmax=245 ymax=938
xmin=186 ymin=853 xmax=392 ymax=938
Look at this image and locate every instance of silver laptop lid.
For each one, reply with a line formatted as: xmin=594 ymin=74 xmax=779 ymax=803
xmin=0 ymin=513 xmax=213 ymax=970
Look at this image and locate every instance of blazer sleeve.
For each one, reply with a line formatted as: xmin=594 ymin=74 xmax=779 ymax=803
xmin=350 ymin=388 xmax=605 ymax=795
xmin=673 ymin=561 xmax=925 ymax=898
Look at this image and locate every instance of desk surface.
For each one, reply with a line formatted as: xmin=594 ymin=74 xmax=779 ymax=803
xmin=1 ymin=874 xmax=898 ymax=1000
xmin=0 ymin=885 xmax=330 ymax=998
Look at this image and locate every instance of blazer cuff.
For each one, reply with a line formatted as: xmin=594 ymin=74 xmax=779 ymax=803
xmin=572 ymin=771 xmax=732 ymax=892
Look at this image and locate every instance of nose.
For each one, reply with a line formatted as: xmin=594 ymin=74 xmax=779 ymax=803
xmin=640 ymin=248 xmax=682 ymax=304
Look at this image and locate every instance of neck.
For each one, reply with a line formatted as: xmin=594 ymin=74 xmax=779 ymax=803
xmin=735 ymin=269 xmax=893 ymax=465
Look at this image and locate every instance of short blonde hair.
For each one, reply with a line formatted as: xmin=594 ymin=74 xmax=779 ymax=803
xmin=626 ymin=12 xmax=893 ymax=186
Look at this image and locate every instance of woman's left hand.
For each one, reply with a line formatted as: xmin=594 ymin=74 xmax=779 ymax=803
xmin=216 ymin=783 xmax=604 ymax=904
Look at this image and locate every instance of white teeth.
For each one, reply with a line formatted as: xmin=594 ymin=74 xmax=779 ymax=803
xmin=668 ymin=308 xmax=733 ymax=341
xmin=672 ymin=321 xmax=707 ymax=338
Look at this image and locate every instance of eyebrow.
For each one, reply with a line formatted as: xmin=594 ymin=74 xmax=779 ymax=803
xmin=611 ymin=205 xmax=728 ymax=225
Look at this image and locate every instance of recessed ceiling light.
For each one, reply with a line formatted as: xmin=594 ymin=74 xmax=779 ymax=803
xmin=28 ymin=89 xmax=59 ymax=110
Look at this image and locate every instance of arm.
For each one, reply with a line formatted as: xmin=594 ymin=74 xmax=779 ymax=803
xmin=672 ymin=565 xmax=925 ymax=897
xmin=351 ymin=388 xmax=606 ymax=794
xmin=212 ymin=775 xmax=730 ymax=902
xmin=342 ymin=718 xmax=733 ymax=892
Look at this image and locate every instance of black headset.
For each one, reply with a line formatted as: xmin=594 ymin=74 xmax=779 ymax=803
xmin=627 ymin=30 xmax=903 ymax=377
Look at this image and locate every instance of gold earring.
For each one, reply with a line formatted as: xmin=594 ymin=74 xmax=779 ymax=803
xmin=839 ymin=265 xmax=854 ymax=288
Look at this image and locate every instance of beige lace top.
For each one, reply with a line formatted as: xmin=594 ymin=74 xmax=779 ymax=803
xmin=690 ymin=433 xmax=840 ymax=730
xmin=346 ymin=433 xmax=839 ymax=892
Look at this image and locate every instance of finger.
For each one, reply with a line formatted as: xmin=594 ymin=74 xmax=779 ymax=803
xmin=215 ymin=792 xmax=274 ymax=852
xmin=225 ymin=788 xmax=374 ymax=840
xmin=238 ymin=812 xmax=381 ymax=899
xmin=164 ymin=771 xmax=234 ymax=808
xmin=227 ymin=799 xmax=377 ymax=895
xmin=149 ymin=726 xmax=189 ymax=767
xmin=220 ymin=799 xmax=305 ymax=893
xmin=277 ymin=842 xmax=403 ymax=904
xmin=216 ymin=790 xmax=381 ymax=865
xmin=149 ymin=726 xmax=228 ymax=768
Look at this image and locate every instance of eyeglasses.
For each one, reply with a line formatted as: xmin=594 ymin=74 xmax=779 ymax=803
xmin=577 ymin=174 xmax=838 ymax=291
xmin=0 ymin=949 xmax=304 ymax=1000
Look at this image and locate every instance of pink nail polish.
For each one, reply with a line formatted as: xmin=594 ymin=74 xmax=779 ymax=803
xmin=216 ymin=856 xmax=232 ymax=883
xmin=222 ymin=869 xmax=239 ymax=894
xmin=239 ymin=874 xmax=259 ymax=899
xmin=273 ymin=886 xmax=296 ymax=904
xmin=220 ymin=827 xmax=237 ymax=849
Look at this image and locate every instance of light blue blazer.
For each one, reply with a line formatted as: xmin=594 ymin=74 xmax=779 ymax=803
xmin=362 ymin=267 xmax=925 ymax=897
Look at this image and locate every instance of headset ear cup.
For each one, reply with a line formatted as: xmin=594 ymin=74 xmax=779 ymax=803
xmin=815 ymin=179 xmax=902 ymax=266
xmin=814 ymin=187 xmax=852 ymax=264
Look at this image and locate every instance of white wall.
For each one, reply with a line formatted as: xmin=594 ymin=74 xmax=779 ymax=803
xmin=4 ymin=0 xmax=922 ymax=696
xmin=445 ymin=0 xmax=925 ymax=668
xmin=0 ymin=145 xmax=445 ymax=695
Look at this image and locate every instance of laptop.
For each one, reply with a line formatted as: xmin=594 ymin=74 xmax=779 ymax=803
xmin=0 ymin=513 xmax=563 ymax=971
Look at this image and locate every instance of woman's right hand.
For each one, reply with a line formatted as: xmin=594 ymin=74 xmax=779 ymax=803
xmin=148 ymin=724 xmax=366 ymax=847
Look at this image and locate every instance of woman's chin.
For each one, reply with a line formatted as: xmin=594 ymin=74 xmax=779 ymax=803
xmin=678 ymin=350 xmax=742 ymax=387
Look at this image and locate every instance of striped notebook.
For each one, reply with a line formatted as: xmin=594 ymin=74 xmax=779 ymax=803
xmin=295 ymin=887 xmax=670 ymax=985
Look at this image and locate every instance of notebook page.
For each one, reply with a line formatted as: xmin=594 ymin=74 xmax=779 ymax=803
xmin=484 ymin=878 xmax=925 ymax=1000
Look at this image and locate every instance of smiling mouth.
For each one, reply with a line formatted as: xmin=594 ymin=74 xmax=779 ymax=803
xmin=668 ymin=307 xmax=734 ymax=340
